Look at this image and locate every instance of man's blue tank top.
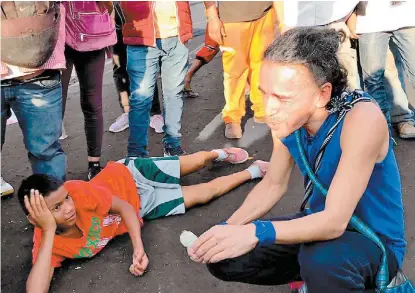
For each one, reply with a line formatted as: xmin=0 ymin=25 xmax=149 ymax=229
xmin=281 ymin=108 xmax=406 ymax=267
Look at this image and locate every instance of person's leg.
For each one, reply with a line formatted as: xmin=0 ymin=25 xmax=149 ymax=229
xmin=12 ymin=72 xmax=66 ymax=180
xmin=183 ymin=59 xmax=203 ymax=98
xmin=61 ymin=45 xmax=75 ymax=117
xmin=385 ymin=48 xmax=415 ymax=140
xmin=178 ymin=147 xmax=250 ymax=176
xmin=1 ymin=86 xmax=12 ymax=150
xmin=359 ymin=31 xmax=392 ymax=122
xmin=150 ymin=81 xmax=161 ymax=115
xmin=178 ymin=151 xmax=218 ymax=176
xmin=248 ymin=9 xmax=275 ymax=122
xmin=184 ymin=24 xmax=220 ymax=97
xmin=388 ymin=27 xmax=415 ymax=138
xmin=73 ymin=48 xmax=106 ymax=178
xmin=181 ymin=170 xmax=252 ymax=208
xmin=127 ymin=44 xmax=160 ymax=157
xmin=221 ymin=21 xmax=251 ymax=137
xmin=160 ymin=37 xmax=189 ymax=154
xmin=110 ymin=45 xmax=131 ymax=133
xmin=207 ymin=212 xmax=305 ymax=285
xmin=1 ymin=86 xmax=15 ymax=196
xmin=390 ymin=27 xmax=415 ymax=93
xmin=299 ymin=231 xmax=399 ymax=293
xmin=113 ymin=43 xmax=131 ymax=113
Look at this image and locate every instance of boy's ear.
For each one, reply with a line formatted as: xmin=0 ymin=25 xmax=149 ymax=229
xmin=27 ymin=215 xmax=39 ymax=227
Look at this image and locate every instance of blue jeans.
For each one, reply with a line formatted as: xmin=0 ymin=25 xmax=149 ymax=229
xmin=359 ymin=27 xmax=415 ymax=123
xmin=126 ymin=37 xmax=189 ymax=157
xmin=207 ymin=212 xmax=398 ymax=293
xmin=1 ymin=71 xmax=66 ymax=180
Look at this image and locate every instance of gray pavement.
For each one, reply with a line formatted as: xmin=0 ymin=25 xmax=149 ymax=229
xmin=1 ymin=2 xmax=414 ymax=292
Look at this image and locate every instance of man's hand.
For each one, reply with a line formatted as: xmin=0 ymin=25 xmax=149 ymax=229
xmin=346 ymin=11 xmax=359 ymax=39
xmin=129 ymin=248 xmax=149 ymax=276
xmin=24 ymin=189 xmax=56 ymax=231
xmin=187 ymin=224 xmax=258 ymax=264
xmin=207 ymin=16 xmax=226 ymax=45
xmin=113 ymin=54 xmax=120 ymax=68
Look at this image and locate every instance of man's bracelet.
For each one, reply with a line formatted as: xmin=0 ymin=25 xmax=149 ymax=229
xmin=252 ymin=220 xmax=276 ymax=246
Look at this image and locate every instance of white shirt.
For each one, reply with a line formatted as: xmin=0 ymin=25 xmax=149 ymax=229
xmin=356 ymin=1 xmax=415 ymax=34
xmin=284 ymin=0 xmax=359 ymax=27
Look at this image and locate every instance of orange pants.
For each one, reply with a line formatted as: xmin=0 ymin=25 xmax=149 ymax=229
xmin=196 ymin=26 xmax=220 ymax=64
xmin=221 ymin=9 xmax=275 ymax=124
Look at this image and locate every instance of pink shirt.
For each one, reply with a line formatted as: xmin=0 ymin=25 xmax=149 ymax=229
xmin=1 ymin=4 xmax=66 ymax=80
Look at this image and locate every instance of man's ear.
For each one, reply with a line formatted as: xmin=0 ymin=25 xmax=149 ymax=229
xmin=316 ymin=82 xmax=332 ymax=108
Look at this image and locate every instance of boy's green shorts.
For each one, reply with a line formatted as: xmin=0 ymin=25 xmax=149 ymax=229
xmin=118 ymin=156 xmax=185 ymax=220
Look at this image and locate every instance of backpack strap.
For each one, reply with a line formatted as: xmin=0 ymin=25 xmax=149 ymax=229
xmin=295 ymin=91 xmax=390 ymax=289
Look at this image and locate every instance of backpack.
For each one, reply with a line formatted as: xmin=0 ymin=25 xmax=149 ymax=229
xmin=63 ymin=1 xmax=116 ymax=52
xmin=1 ymin=1 xmax=60 ymax=68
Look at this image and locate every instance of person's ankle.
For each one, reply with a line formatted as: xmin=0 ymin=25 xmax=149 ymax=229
xmin=212 ymin=149 xmax=228 ymax=161
xmin=88 ymin=161 xmax=101 ymax=168
xmin=246 ymin=165 xmax=262 ymax=179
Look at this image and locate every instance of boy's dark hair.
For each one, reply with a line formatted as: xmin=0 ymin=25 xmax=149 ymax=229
xmin=264 ymin=27 xmax=348 ymax=99
xmin=17 ymin=174 xmax=64 ymax=215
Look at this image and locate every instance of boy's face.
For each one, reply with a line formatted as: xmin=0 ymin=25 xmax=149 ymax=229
xmin=44 ymin=186 xmax=77 ymax=229
xmin=259 ymin=61 xmax=330 ymax=138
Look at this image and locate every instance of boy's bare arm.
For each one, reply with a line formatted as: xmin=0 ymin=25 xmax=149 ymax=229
xmin=27 ymin=232 xmax=55 ymax=293
xmin=24 ymin=190 xmax=56 ymax=293
xmin=110 ymin=196 xmax=148 ymax=276
xmin=110 ymin=196 xmax=143 ymax=251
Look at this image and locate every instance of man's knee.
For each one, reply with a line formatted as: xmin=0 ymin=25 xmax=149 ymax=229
xmin=206 ymin=262 xmax=230 ymax=282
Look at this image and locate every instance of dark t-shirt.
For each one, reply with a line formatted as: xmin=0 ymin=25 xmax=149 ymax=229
xmin=219 ymin=1 xmax=273 ymax=23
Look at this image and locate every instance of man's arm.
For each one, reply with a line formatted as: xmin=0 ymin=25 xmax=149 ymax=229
xmin=270 ymin=103 xmax=388 ymax=244
xmin=204 ymin=1 xmax=226 ymax=44
xmin=227 ymin=135 xmax=294 ymax=225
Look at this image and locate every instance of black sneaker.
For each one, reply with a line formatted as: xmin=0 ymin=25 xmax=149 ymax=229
xmin=163 ymin=146 xmax=186 ymax=157
xmin=88 ymin=165 xmax=102 ymax=180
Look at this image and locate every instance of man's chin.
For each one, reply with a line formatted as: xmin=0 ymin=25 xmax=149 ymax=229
xmin=270 ymin=126 xmax=293 ymax=139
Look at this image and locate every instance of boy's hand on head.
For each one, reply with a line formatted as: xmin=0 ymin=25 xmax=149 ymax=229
xmin=24 ymin=189 xmax=57 ymax=231
xmin=129 ymin=248 xmax=149 ymax=276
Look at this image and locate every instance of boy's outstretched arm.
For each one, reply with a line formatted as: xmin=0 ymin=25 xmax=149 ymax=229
xmin=110 ymin=196 xmax=148 ymax=276
xmin=25 ymin=190 xmax=56 ymax=293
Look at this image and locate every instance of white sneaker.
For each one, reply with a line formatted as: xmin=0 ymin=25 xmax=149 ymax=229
xmin=150 ymin=114 xmax=164 ymax=133
xmin=1 ymin=177 xmax=14 ymax=197
xmin=59 ymin=122 xmax=68 ymax=140
xmin=109 ymin=112 xmax=129 ymax=133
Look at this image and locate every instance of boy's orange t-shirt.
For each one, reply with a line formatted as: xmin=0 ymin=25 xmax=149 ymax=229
xmin=32 ymin=162 xmax=142 ymax=268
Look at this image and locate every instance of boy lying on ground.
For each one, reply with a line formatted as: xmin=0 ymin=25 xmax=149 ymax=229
xmin=17 ymin=148 xmax=269 ymax=293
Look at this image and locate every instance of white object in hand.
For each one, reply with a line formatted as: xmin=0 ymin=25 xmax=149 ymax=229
xmin=180 ymin=230 xmax=198 ymax=248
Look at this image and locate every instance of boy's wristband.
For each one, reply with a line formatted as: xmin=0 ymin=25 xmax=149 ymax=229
xmin=218 ymin=221 xmax=227 ymax=225
xmin=252 ymin=220 xmax=276 ymax=246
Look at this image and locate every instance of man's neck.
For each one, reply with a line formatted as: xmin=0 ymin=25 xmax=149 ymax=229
xmin=303 ymin=109 xmax=329 ymax=136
